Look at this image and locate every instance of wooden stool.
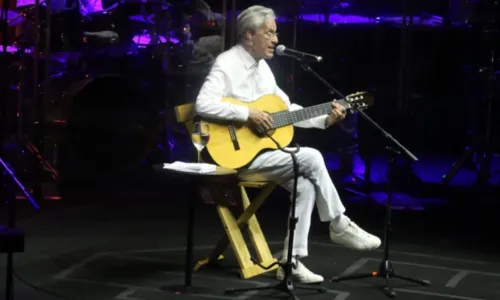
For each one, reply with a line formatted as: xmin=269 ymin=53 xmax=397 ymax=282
xmin=171 ymin=103 xmax=279 ymax=279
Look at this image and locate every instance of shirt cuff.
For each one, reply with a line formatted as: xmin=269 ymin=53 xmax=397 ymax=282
xmin=314 ymin=115 xmax=329 ymax=129
xmin=233 ymin=105 xmax=250 ymax=122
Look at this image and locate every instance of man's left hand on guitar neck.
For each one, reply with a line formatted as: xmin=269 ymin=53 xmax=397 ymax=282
xmin=325 ymin=102 xmax=347 ymax=127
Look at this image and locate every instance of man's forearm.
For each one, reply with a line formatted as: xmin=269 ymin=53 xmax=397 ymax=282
xmin=195 ymin=98 xmax=249 ymax=121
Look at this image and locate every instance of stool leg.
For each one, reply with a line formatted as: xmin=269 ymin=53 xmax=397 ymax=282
xmin=163 ymin=189 xmax=211 ymax=295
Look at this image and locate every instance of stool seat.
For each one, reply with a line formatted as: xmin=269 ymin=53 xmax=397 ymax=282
xmin=239 ymin=181 xmax=269 ymax=188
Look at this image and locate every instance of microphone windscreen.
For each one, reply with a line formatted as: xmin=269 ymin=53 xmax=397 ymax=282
xmin=276 ymin=45 xmax=286 ymax=55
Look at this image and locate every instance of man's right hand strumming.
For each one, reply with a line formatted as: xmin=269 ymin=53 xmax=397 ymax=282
xmin=248 ymin=108 xmax=274 ymax=133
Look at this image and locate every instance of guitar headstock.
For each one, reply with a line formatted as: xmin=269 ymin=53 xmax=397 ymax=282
xmin=345 ymin=91 xmax=374 ymax=111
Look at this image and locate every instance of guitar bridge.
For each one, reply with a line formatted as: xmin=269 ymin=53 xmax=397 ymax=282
xmin=228 ymin=124 xmax=240 ymax=151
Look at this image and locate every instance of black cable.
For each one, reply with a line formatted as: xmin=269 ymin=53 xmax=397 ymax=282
xmin=13 ymin=270 xmax=78 ymax=300
xmin=265 ymin=132 xmax=302 ymax=270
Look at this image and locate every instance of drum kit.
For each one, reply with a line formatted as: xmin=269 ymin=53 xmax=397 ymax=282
xmin=0 ymin=0 xmax=204 ymax=193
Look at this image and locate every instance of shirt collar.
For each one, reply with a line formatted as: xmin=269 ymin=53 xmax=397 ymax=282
xmin=234 ymin=44 xmax=260 ymax=69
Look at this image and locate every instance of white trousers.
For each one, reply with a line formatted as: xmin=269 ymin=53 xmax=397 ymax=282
xmin=238 ymin=147 xmax=346 ymax=258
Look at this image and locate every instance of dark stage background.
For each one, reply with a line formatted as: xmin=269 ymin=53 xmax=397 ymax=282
xmin=1 ymin=0 xmax=499 ymax=198
xmin=172 ymin=0 xmax=500 ymax=157
xmin=2 ymin=2 xmax=500 ymax=300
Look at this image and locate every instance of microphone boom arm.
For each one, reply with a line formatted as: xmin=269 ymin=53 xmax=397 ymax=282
xmin=276 ymin=45 xmax=323 ymax=62
xmin=297 ymin=59 xmax=417 ymax=161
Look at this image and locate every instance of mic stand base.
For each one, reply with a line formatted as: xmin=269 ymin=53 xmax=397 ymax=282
xmin=441 ymin=141 xmax=491 ymax=186
xmin=331 ymin=148 xmax=430 ymax=298
xmin=226 ymin=278 xmax=326 ymax=300
xmin=331 ymin=260 xmax=430 ymax=298
xmin=225 ymin=217 xmax=327 ymax=300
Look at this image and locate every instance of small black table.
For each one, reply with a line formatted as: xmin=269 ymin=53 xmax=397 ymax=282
xmin=154 ymin=164 xmax=238 ymax=294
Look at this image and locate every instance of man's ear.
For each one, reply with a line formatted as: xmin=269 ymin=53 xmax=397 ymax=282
xmin=244 ymin=31 xmax=253 ymax=42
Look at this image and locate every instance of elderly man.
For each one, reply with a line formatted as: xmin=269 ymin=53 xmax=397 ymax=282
xmin=195 ymin=5 xmax=381 ymax=284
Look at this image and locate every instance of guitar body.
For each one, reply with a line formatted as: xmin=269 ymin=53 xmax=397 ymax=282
xmin=204 ymin=95 xmax=294 ymax=169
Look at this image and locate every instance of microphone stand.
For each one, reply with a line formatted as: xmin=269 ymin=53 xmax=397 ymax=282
xmin=226 ymin=143 xmax=327 ymax=300
xmin=2 ymin=5 xmax=41 ymax=300
xmin=441 ymin=28 xmax=498 ymax=186
xmin=296 ymin=60 xmax=431 ymax=297
xmin=225 ymin=140 xmax=326 ymax=300
xmin=1 ymin=156 xmax=40 ymax=300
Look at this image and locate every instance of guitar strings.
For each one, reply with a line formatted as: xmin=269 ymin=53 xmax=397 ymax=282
xmin=270 ymin=99 xmax=350 ymax=129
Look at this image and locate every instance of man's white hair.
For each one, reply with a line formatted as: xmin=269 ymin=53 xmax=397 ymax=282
xmin=236 ymin=5 xmax=276 ymax=43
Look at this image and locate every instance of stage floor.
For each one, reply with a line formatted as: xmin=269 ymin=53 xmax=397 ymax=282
xmin=3 ymin=183 xmax=500 ymax=300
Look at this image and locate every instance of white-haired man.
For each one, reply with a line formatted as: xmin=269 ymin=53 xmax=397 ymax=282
xmin=195 ymin=5 xmax=381 ymax=284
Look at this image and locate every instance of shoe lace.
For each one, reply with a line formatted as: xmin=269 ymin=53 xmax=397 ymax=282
xmin=347 ymin=222 xmax=371 ymax=239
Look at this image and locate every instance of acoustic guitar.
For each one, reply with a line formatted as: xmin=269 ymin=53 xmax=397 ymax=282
xmin=203 ymin=92 xmax=373 ymax=169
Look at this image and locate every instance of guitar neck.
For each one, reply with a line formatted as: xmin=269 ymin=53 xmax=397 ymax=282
xmin=271 ymin=99 xmax=350 ymax=129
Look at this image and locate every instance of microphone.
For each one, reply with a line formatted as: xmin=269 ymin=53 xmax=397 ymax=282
xmin=275 ymin=45 xmax=323 ymax=62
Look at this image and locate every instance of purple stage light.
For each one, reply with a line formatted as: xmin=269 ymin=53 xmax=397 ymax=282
xmin=132 ymin=34 xmax=179 ymax=47
xmin=16 ymin=0 xmax=104 ymax=14
xmin=0 ymin=45 xmax=32 ymax=53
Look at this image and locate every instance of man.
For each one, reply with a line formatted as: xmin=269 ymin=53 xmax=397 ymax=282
xmin=195 ymin=5 xmax=381 ymax=284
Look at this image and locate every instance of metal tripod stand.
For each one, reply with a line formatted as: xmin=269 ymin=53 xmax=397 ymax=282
xmin=442 ymin=48 xmax=497 ymax=186
xmin=442 ymin=0 xmax=499 ymax=185
xmin=330 ymin=0 xmax=430 ymax=296
xmin=331 ymin=147 xmax=430 ymax=298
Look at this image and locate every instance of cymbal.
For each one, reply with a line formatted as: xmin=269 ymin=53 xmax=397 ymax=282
xmin=0 ymin=8 xmax=24 ymax=27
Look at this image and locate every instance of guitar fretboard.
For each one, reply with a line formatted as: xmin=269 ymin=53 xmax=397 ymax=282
xmin=270 ymin=99 xmax=350 ymax=129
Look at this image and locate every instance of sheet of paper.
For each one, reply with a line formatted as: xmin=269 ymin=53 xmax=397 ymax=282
xmin=163 ymin=162 xmax=217 ymax=174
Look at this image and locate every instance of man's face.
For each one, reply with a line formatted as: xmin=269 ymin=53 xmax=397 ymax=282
xmin=246 ymin=18 xmax=278 ymax=60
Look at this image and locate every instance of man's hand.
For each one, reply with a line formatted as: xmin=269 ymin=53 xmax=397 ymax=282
xmin=248 ymin=108 xmax=274 ymax=133
xmin=326 ymin=102 xmax=347 ymax=127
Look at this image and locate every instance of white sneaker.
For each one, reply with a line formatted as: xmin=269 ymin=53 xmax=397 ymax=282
xmin=276 ymin=260 xmax=324 ymax=284
xmin=330 ymin=221 xmax=381 ymax=250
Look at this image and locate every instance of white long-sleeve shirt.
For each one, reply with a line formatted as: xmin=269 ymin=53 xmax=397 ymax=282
xmin=195 ymin=44 xmax=328 ymax=129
